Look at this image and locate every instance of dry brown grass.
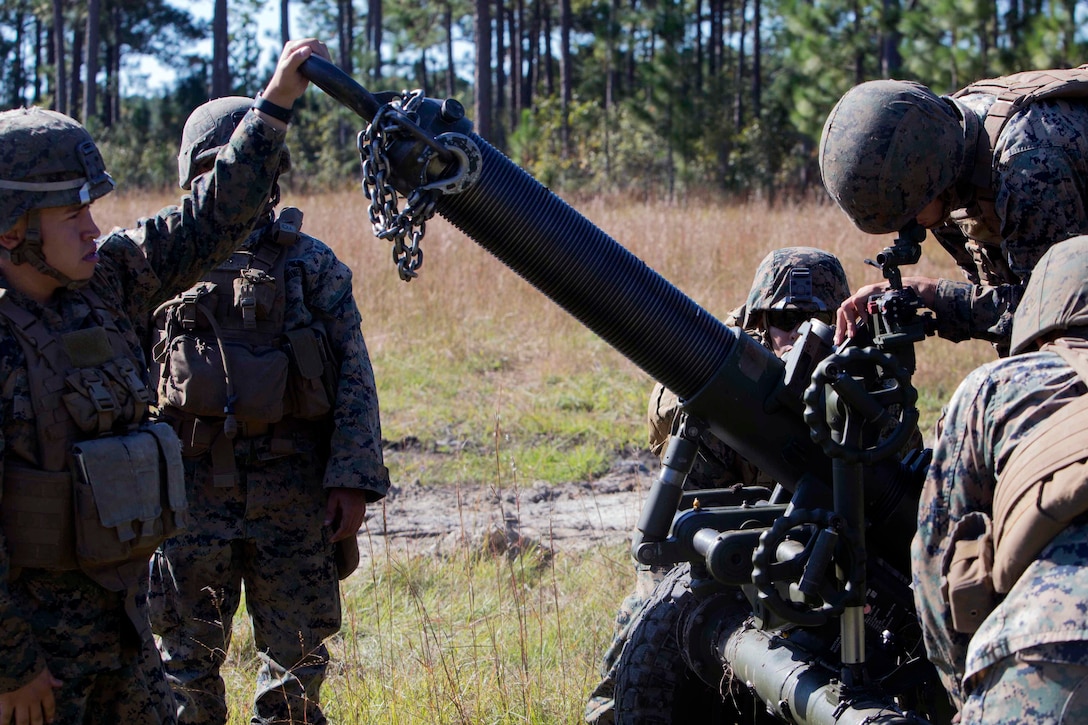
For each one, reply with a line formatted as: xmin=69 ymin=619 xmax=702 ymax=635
xmin=92 ymin=189 xmax=999 ymax=722
xmin=94 ymin=189 xmax=995 ymax=440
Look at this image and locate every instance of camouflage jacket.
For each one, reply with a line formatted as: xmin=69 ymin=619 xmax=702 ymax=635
xmin=912 ymin=347 xmax=1088 ymax=708
xmin=0 ymin=111 xmax=285 ymax=693
xmin=930 ymin=95 xmax=1088 ymax=350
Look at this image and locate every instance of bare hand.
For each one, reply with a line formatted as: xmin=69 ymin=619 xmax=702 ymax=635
xmin=0 ymin=667 xmax=62 ymax=725
xmin=834 ymin=275 xmax=940 ymax=344
xmin=325 ymin=488 xmax=368 ymax=542
xmin=261 ymin=38 xmax=332 ymax=111
xmin=835 ymin=281 xmax=888 ymax=344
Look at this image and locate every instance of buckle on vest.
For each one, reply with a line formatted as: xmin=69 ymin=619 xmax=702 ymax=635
xmin=180 ymin=283 xmax=216 ymax=330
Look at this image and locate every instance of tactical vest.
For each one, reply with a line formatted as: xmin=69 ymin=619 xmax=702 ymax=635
xmin=152 ymin=208 xmax=338 ymax=484
xmin=949 ymin=65 xmax=1088 ymax=284
xmin=0 ymin=288 xmax=187 ymax=591
xmin=944 ymin=343 xmax=1088 ymax=634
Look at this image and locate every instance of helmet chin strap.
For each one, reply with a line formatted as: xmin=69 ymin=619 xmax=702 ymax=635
xmin=1 ymin=209 xmax=86 ymax=290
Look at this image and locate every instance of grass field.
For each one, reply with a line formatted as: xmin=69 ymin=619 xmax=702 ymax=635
xmin=94 ymin=189 xmax=995 ymax=723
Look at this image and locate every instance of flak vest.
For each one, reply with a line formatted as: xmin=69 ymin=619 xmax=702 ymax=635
xmin=151 ymin=207 xmax=359 ymax=578
xmin=943 ymin=343 xmax=1088 ymax=634
xmin=0 ymin=287 xmax=187 ymax=592
xmin=949 ymin=65 xmax=1088 ymax=287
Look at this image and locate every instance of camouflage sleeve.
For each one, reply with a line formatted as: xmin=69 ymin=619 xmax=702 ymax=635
xmin=930 ymin=278 xmax=1020 ymax=347
xmin=997 ymin=128 xmax=1088 ymax=282
xmin=297 ymin=236 xmax=390 ymax=500
xmin=95 ymin=111 xmax=286 ymax=321
xmin=910 ymin=364 xmax=997 ymax=708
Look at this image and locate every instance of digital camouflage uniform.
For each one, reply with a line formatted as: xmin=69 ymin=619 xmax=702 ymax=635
xmin=0 ymin=107 xmax=285 ymax=723
xmin=912 ymin=236 xmax=1088 ymax=722
xmin=821 ymin=72 xmax=1088 ymax=351
xmin=585 ymin=247 xmax=849 ymax=724
xmin=148 ymin=98 xmax=390 ymax=725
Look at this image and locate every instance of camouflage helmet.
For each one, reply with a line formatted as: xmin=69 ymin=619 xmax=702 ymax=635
xmin=742 ymin=247 xmax=850 ymax=329
xmin=177 ymin=96 xmax=292 ymax=191
xmin=1010 ymin=236 xmax=1088 ymax=355
xmin=0 ymin=107 xmax=114 ymax=235
xmin=819 ymin=80 xmax=966 ymax=234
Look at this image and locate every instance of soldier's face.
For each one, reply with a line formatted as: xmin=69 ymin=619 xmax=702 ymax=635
xmin=766 ymin=323 xmax=801 ymax=357
xmin=915 ymin=195 xmax=948 ymax=229
xmin=38 ymin=202 xmax=101 ymax=282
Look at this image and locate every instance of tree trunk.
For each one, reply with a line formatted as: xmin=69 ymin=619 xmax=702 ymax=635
xmin=368 ymin=0 xmax=382 ymax=81
xmin=524 ymin=0 xmax=538 ymax=110
xmin=733 ymin=0 xmax=746 ymax=128
xmin=542 ymin=0 xmax=554 ymax=97
xmin=34 ymin=15 xmax=43 ymax=104
xmin=751 ymin=0 xmax=760 ymax=119
xmin=53 ymin=0 xmax=67 ymax=114
xmin=559 ymin=0 xmax=571 ymax=156
xmin=212 ymin=0 xmax=230 ymax=97
xmin=337 ymin=0 xmax=354 ymax=75
xmin=69 ymin=22 xmax=82 ymax=119
xmin=11 ymin=5 xmax=26 ymax=108
xmin=509 ymin=0 xmax=521 ymax=128
xmin=107 ymin=2 xmax=120 ymax=126
xmin=280 ymin=0 xmax=290 ymax=47
xmin=445 ymin=1 xmax=456 ymax=97
xmin=694 ymin=0 xmax=703 ymax=94
xmin=84 ymin=0 xmax=100 ymax=124
xmin=474 ymin=0 xmax=493 ymax=139
xmin=495 ymin=0 xmax=505 ymax=140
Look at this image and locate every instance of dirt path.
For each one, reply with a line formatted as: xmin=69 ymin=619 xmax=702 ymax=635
xmin=356 ymin=453 xmax=658 ymax=559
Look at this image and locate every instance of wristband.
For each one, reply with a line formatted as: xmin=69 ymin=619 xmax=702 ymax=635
xmin=253 ymin=95 xmax=293 ymax=123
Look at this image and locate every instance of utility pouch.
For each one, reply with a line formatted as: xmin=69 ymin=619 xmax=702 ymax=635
xmin=71 ymin=423 xmax=188 ymax=591
xmin=234 ymin=268 xmax=278 ymax=330
xmin=284 ymin=325 xmax=336 ymax=420
xmin=159 ymin=334 xmax=289 ymax=423
xmin=942 ymin=511 xmax=999 ymax=634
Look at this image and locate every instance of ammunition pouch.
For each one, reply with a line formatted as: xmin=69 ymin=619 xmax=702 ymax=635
xmin=284 ymin=324 xmax=336 ymax=421
xmin=942 ymin=511 xmax=998 ymax=634
xmin=159 ymin=334 xmax=290 ymax=423
xmin=71 ymin=423 xmax=188 ymax=591
xmin=153 ymin=210 xmax=339 ymax=429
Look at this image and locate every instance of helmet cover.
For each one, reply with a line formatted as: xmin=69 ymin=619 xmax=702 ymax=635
xmin=178 ymin=96 xmax=256 ymax=190
xmin=0 ymin=107 xmax=114 ymax=234
xmin=819 ymin=80 xmax=965 ymax=234
xmin=1010 ymin=235 xmax=1088 ymax=354
xmin=742 ymin=247 xmax=850 ymax=328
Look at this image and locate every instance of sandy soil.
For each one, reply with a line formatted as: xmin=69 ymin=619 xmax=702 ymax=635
xmin=355 ymin=452 xmax=659 ymax=560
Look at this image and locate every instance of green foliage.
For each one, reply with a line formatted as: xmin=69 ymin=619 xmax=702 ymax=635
xmin=9 ymin=0 xmax=1088 ymax=200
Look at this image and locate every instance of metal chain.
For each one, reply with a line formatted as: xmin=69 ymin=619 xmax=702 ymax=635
xmin=357 ymin=90 xmax=436 ymax=281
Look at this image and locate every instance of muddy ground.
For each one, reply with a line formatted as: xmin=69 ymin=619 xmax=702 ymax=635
xmin=355 ymin=452 xmax=659 ymax=560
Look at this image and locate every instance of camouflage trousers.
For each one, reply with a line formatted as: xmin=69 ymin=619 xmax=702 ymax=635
xmin=12 ymin=569 xmax=175 ymax=724
xmin=149 ymin=445 xmax=342 ymax=725
xmin=584 ymin=562 xmax=668 ymax=724
xmin=959 ymin=643 xmax=1088 ymax=724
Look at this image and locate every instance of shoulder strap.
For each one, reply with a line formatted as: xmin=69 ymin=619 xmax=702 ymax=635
xmin=991 ymin=347 xmax=1088 ymax=589
xmin=954 ymin=65 xmax=1088 ymax=192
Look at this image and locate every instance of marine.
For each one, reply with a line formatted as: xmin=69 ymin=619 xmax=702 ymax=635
xmin=912 ymin=235 xmax=1088 ymax=722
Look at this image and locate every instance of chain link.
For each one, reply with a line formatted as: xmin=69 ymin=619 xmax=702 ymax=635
xmin=357 ymin=90 xmax=436 ymax=282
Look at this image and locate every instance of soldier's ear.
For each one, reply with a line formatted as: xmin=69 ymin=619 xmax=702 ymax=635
xmin=0 ymin=217 xmax=25 ymax=250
